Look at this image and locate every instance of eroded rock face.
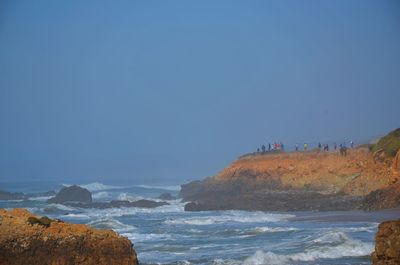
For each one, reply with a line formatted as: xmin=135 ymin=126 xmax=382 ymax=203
xmin=0 ymin=208 xmax=138 ymax=265
xmin=361 ymin=151 xmax=400 ymax=211
xmin=372 ymin=220 xmax=400 ymax=265
xmin=47 ymin=185 xmax=92 ymax=204
xmin=393 ymin=149 xmax=400 ymax=174
xmin=362 ymin=181 xmax=400 ymax=211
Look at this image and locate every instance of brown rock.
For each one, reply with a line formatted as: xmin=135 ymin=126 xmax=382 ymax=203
xmin=372 ymin=220 xmax=400 ymax=265
xmin=181 ymin=149 xmax=397 ymax=211
xmin=0 ymin=208 xmax=138 ymax=265
xmin=373 ymin=149 xmax=386 ymax=163
xmin=393 ymin=149 xmax=400 ymax=174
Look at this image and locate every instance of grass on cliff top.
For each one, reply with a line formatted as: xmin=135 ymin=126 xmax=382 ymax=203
xmin=372 ymin=128 xmax=400 ymax=157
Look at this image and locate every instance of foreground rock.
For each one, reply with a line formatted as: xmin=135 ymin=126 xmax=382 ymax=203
xmin=372 ymin=220 xmax=400 ymax=265
xmin=0 ymin=208 xmax=138 ymax=265
xmin=47 ymin=185 xmax=92 ymax=204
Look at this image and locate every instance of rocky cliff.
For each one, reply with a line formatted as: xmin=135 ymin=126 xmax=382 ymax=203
xmin=0 ymin=208 xmax=138 ymax=265
xmin=181 ymin=147 xmax=400 ymax=211
xmin=372 ymin=220 xmax=400 ymax=265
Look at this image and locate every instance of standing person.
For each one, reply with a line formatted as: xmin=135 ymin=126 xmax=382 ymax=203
xmin=295 ymin=143 xmax=299 ymax=151
xmin=257 ymin=148 xmax=260 ymax=153
xmin=281 ymin=142 xmax=284 ymax=151
xmin=268 ymin=143 xmax=271 ymax=151
xmin=350 ymin=140 xmax=354 ymax=148
xmin=318 ymin=143 xmax=322 ymax=150
xmin=261 ymin=145 xmax=266 ymax=153
xmin=334 ymin=142 xmax=337 ymax=151
xmin=304 ymin=143 xmax=308 ymax=151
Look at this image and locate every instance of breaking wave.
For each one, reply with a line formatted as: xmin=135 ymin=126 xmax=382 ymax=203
xmin=42 ymin=203 xmax=77 ymax=214
xmin=165 ymin=212 xmax=294 ymax=225
xmin=62 ymin=182 xmax=180 ymax=192
xmin=243 ymin=231 xmax=373 ymax=265
xmin=62 ymin=182 xmax=123 ymax=192
xmin=133 ymin=184 xmax=181 ymax=191
xmin=87 ymin=218 xmax=135 ymax=232
xmin=117 ymin=193 xmax=144 ymax=202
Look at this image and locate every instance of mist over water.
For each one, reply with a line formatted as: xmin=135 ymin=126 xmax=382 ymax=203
xmin=0 ymin=180 xmax=384 ymax=265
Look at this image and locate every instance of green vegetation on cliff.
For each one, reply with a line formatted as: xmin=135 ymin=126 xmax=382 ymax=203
xmin=373 ymin=128 xmax=400 ymax=157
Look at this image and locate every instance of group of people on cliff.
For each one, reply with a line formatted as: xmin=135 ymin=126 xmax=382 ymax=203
xmin=257 ymin=142 xmax=285 ymax=153
xmin=256 ymin=140 xmax=355 ymax=155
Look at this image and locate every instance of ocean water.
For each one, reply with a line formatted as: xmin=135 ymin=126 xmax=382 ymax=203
xmin=0 ymin=181 xmax=395 ymax=265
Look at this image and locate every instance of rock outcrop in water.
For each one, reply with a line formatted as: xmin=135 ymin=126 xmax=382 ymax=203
xmin=0 ymin=208 xmax=138 ymax=265
xmin=372 ymin=220 xmax=400 ymax=265
xmin=158 ymin=192 xmax=176 ymax=200
xmin=46 ymin=185 xmax=168 ymax=209
xmin=47 ymin=185 xmax=92 ymax=204
xmin=181 ymin=143 xmax=400 ymax=211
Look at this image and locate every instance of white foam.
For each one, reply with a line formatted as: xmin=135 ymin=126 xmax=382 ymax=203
xmin=92 ymin=191 xmax=112 ymax=200
xmin=244 ymin=251 xmax=287 ymax=265
xmin=62 ymin=182 xmax=123 ymax=192
xmin=177 ymin=260 xmax=191 ymax=265
xmin=117 ymin=193 xmax=144 ymax=202
xmin=121 ymin=232 xmax=173 ymax=242
xmin=312 ymin=231 xmax=348 ymax=245
xmin=62 ymin=213 xmax=90 ymax=219
xmin=319 ymin=223 xmax=379 ymax=233
xmin=45 ymin=203 xmax=77 ymax=212
xmin=212 ymin=258 xmax=241 ymax=265
xmin=251 ymin=226 xmax=299 ymax=233
xmin=27 ymin=196 xmax=53 ymax=201
xmin=243 ymin=232 xmax=374 ymax=265
xmin=87 ymin=218 xmax=135 ymax=232
xmin=165 ymin=212 xmax=294 ymax=226
xmin=55 ymin=201 xmax=184 ymax=221
xmin=134 ymin=184 xmax=181 ymax=191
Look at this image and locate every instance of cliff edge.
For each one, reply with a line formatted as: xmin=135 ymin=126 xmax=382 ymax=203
xmin=0 ymin=208 xmax=138 ymax=265
xmin=181 ymin=130 xmax=400 ymax=211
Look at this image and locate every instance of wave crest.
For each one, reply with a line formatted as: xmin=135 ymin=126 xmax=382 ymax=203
xmin=243 ymin=231 xmax=373 ymax=264
xmin=165 ymin=212 xmax=294 ymax=226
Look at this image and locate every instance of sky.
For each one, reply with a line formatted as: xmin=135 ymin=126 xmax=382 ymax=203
xmin=0 ymin=0 xmax=399 ymax=184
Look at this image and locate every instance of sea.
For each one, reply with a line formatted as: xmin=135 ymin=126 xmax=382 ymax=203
xmin=1 ymin=180 xmax=399 ymax=265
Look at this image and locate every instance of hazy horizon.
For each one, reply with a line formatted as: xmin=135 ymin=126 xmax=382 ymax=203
xmin=1 ymin=0 xmax=399 ymax=184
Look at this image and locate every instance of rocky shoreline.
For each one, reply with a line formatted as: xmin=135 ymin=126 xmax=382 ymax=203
xmin=0 ymin=208 xmax=138 ymax=265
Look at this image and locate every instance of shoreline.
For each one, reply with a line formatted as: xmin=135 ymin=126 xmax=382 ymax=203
xmin=289 ymin=207 xmax=400 ymax=223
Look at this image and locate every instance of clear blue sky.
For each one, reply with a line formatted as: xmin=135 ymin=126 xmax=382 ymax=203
xmin=0 ymin=0 xmax=399 ymax=184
